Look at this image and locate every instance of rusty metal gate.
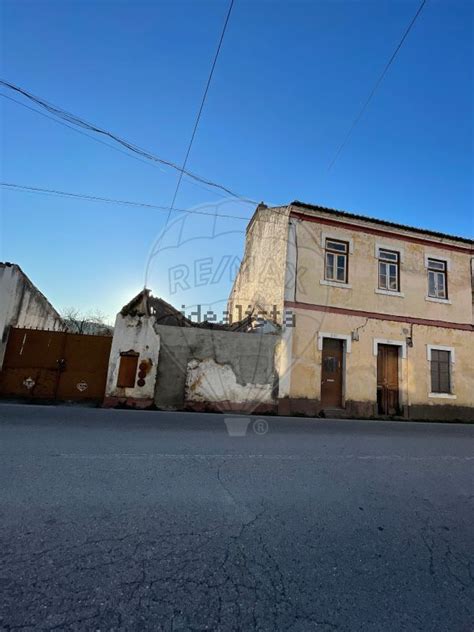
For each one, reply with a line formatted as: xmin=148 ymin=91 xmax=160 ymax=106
xmin=0 ymin=328 xmax=112 ymax=402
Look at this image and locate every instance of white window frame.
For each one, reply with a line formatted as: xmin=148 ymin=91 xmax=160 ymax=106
xmin=323 ymin=238 xmax=350 ymax=285
xmin=375 ymin=246 xmax=402 ymax=295
xmin=427 ymin=345 xmax=456 ymax=399
xmin=322 ymin=232 xmax=354 ymax=254
xmin=424 ymin=255 xmax=450 ymax=303
xmin=375 ymin=243 xmax=404 ymax=262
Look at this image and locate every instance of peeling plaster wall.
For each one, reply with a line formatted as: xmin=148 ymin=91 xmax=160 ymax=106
xmin=105 ymin=313 xmax=160 ymax=405
xmin=228 ymin=206 xmax=290 ymax=324
xmin=0 ymin=264 xmax=64 ymax=368
xmin=185 ymin=358 xmax=273 ymax=405
xmin=154 ymin=324 xmax=278 ymax=412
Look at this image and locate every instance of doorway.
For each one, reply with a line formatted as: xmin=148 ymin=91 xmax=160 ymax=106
xmin=321 ymin=338 xmax=344 ymax=408
xmin=377 ymin=344 xmax=399 ymax=415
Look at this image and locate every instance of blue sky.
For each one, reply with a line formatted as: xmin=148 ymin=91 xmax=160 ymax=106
xmin=1 ymin=0 xmax=472 ymax=321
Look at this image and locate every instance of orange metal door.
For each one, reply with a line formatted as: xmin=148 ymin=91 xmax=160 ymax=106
xmin=0 ymin=328 xmax=66 ymax=399
xmin=56 ymin=333 xmax=111 ymax=401
xmin=0 ymin=328 xmax=111 ymax=402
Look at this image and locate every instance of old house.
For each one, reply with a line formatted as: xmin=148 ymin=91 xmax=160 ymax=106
xmin=229 ymin=202 xmax=473 ymax=421
xmin=0 ymin=262 xmax=64 ymax=368
xmin=104 ymin=291 xmax=279 ymax=412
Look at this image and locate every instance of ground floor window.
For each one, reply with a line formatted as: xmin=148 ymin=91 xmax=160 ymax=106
xmin=430 ymin=349 xmax=452 ymax=394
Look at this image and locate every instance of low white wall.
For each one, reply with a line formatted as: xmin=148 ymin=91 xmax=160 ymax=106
xmin=105 ymin=313 xmax=160 ymax=402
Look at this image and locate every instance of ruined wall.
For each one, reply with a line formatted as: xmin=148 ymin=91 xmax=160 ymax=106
xmin=227 ymin=205 xmax=290 ymax=324
xmin=104 ymin=313 xmax=160 ymax=408
xmin=154 ymin=324 xmax=278 ymax=414
xmin=0 ymin=263 xmax=64 ymax=368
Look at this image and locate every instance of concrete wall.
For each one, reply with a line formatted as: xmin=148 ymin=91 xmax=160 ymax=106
xmin=104 ymin=313 xmax=160 ymax=408
xmin=0 ymin=264 xmax=64 ymax=368
xmin=154 ymin=324 xmax=278 ymax=414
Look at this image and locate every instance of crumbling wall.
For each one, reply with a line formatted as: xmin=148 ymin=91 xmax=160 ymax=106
xmin=104 ymin=312 xmax=160 ymax=408
xmin=154 ymin=324 xmax=278 ymax=414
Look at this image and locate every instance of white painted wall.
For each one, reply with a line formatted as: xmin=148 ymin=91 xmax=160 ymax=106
xmin=185 ymin=357 xmax=273 ymax=405
xmin=0 ymin=264 xmax=64 ymax=368
xmin=105 ymin=313 xmax=160 ymax=401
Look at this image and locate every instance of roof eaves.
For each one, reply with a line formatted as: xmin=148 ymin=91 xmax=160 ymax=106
xmin=290 ymin=201 xmax=474 ymax=247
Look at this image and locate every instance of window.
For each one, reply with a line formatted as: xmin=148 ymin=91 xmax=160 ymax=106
xmin=378 ymin=249 xmax=400 ymax=292
xmin=430 ymin=349 xmax=451 ymax=394
xmin=117 ymin=351 xmax=139 ymax=388
xmin=427 ymin=258 xmax=447 ymax=299
xmin=325 ymin=239 xmax=348 ymax=283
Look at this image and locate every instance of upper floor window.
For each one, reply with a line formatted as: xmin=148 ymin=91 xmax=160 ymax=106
xmin=430 ymin=349 xmax=451 ymax=394
xmin=378 ymin=249 xmax=400 ymax=292
xmin=427 ymin=258 xmax=448 ymax=299
xmin=325 ymin=239 xmax=348 ymax=283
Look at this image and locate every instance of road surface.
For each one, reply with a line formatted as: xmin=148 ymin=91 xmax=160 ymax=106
xmin=0 ymin=404 xmax=473 ymax=631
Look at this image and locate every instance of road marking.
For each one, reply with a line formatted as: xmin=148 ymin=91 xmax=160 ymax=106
xmin=55 ymin=453 xmax=474 ymax=461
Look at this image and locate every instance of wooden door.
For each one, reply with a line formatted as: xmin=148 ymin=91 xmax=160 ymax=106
xmin=321 ymin=338 xmax=344 ymax=408
xmin=377 ymin=344 xmax=399 ymax=415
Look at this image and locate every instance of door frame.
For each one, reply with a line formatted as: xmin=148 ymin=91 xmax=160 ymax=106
xmin=373 ymin=338 xmax=407 ymax=414
xmin=318 ymin=332 xmax=351 ymax=408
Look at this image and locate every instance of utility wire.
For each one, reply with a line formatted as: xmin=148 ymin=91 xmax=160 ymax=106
xmin=327 ymin=0 xmax=427 ymax=172
xmin=0 ymin=182 xmax=253 ymax=219
xmin=0 ymin=92 xmax=240 ymax=203
xmin=1 ymin=181 xmax=290 ymax=224
xmin=0 ymin=76 xmax=255 ymax=204
xmin=167 ymin=0 xmax=235 ymax=220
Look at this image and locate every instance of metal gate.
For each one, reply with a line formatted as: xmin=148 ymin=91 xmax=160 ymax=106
xmin=0 ymin=328 xmax=112 ymax=402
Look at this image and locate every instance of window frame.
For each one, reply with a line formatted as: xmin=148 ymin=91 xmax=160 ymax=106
xmin=324 ymin=238 xmax=349 ymax=285
xmin=427 ymin=345 xmax=455 ymax=397
xmin=427 ymin=257 xmax=448 ymax=300
xmin=377 ymin=248 xmax=400 ymax=293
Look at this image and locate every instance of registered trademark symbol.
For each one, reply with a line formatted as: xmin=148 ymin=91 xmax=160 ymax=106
xmin=253 ymin=419 xmax=268 ymax=435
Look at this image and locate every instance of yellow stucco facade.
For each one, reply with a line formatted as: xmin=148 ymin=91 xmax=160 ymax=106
xmin=231 ymin=201 xmax=473 ymax=420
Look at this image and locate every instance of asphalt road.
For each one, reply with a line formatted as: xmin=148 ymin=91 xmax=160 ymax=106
xmin=0 ymin=404 xmax=473 ymax=631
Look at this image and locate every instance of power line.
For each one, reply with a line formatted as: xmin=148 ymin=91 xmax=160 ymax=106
xmin=0 ymin=92 xmax=241 ymax=203
xmin=168 ymin=0 xmax=234 ymax=218
xmin=327 ymin=0 xmax=427 ymax=172
xmin=0 ymin=77 xmax=256 ymax=205
xmin=0 ymin=182 xmax=252 ymax=219
xmin=1 ymin=181 xmax=289 ymax=224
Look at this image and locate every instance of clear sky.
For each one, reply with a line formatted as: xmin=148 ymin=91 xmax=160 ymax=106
xmin=1 ymin=0 xmax=472 ymax=322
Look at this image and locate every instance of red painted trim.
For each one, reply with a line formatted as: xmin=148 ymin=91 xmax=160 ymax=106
xmin=284 ymin=300 xmax=474 ymax=331
xmin=290 ymin=211 xmax=473 ymax=255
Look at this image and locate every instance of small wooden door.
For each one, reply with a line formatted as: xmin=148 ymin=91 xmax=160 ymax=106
xmin=377 ymin=344 xmax=399 ymax=415
xmin=321 ymin=338 xmax=344 ymax=408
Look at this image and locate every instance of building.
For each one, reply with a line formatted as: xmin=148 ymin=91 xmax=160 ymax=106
xmin=228 ymin=202 xmax=473 ymax=421
xmin=0 ymin=263 xmax=64 ymax=368
xmin=104 ymin=290 xmax=278 ymax=412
